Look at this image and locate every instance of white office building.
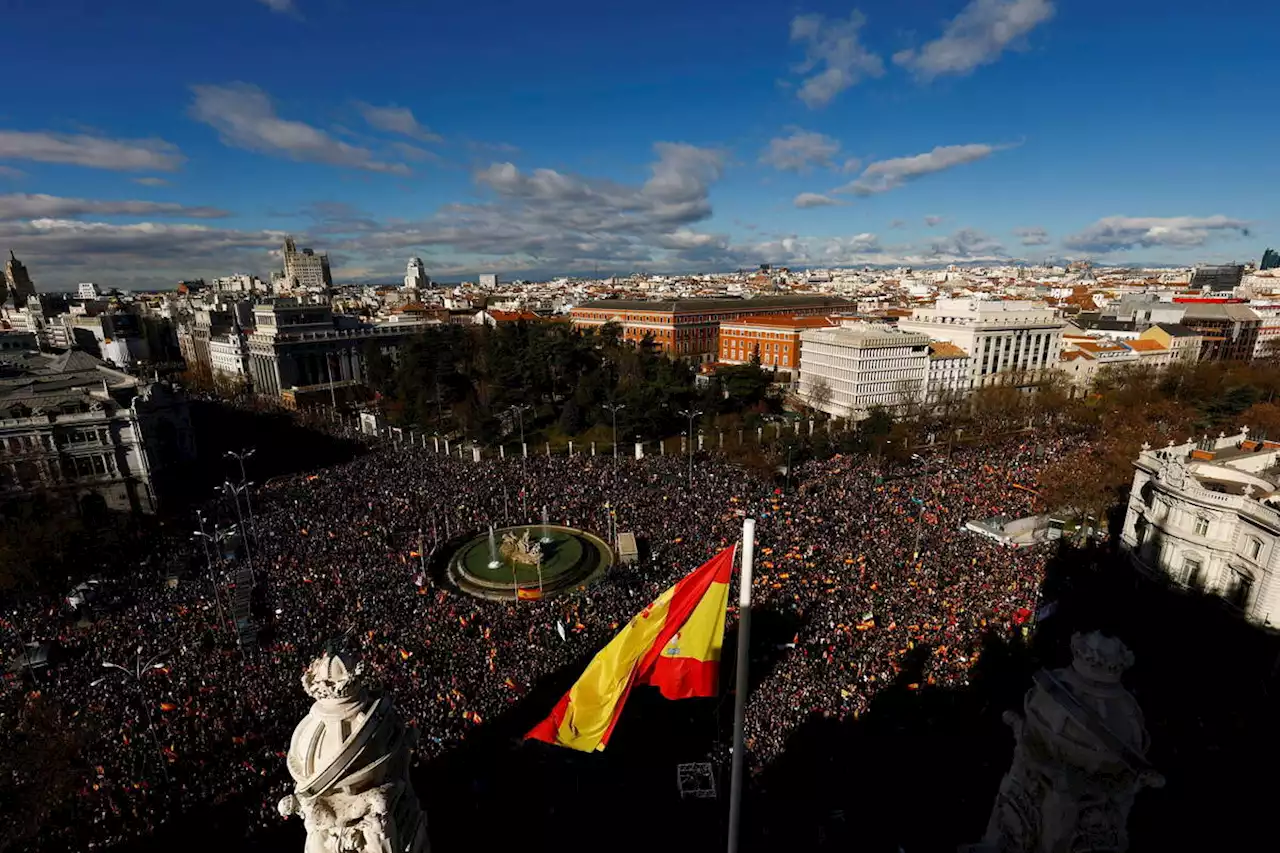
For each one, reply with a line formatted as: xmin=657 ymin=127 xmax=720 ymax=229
xmin=404 ymin=258 xmax=430 ymax=291
xmin=897 ymin=298 xmax=1066 ymax=390
xmin=478 ymin=273 xmax=499 ymax=289
xmin=797 ymin=324 xmax=931 ymax=419
xmin=1121 ymin=429 xmax=1280 ymax=627
xmin=281 ymin=236 xmax=333 ymax=291
xmin=77 ymin=282 xmax=100 ymax=300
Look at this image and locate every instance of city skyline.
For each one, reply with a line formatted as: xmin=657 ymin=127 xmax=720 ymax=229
xmin=1 ymin=0 xmax=1276 ymax=289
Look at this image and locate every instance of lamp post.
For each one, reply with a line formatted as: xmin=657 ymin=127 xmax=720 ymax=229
xmin=92 ymin=647 xmax=170 ymax=782
xmin=603 ymin=403 xmax=625 ymax=463
xmin=217 ymin=481 xmax=255 ymax=573
xmin=224 ymin=448 xmax=256 ymax=529
xmin=193 ymin=511 xmax=228 ymax=634
xmin=677 ymin=408 xmax=703 ymax=490
xmin=510 ymin=403 xmax=532 ymax=487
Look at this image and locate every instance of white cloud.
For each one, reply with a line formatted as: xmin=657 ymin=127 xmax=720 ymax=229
xmin=257 ymin=0 xmax=298 ymax=13
xmin=790 ymin=11 xmax=885 ymax=108
xmin=760 ymin=129 xmax=841 ymax=173
xmin=189 ymin=83 xmax=410 ymax=174
xmin=894 ymin=0 xmax=1055 ymax=80
xmin=0 ymin=193 xmax=228 ymax=221
xmin=329 ymin=142 xmax=728 ymax=271
xmin=924 ymin=215 xmax=944 ymax=227
xmin=840 ymin=143 xmax=1001 ymax=195
xmin=354 ymin=102 xmax=442 ymax=143
xmin=0 ymin=130 xmax=184 ymax=172
xmin=1062 ymin=216 xmax=1250 ymax=254
xmin=0 ymin=218 xmax=285 ymax=290
xmin=794 ymin=192 xmax=841 ymax=209
xmin=840 ymin=157 xmax=862 ymax=174
xmin=1014 ymin=225 xmax=1049 ymax=246
xmin=0 ymin=165 xmax=24 ymax=179
xmin=925 ymin=227 xmax=1005 ymax=259
xmin=132 ymin=176 xmax=170 ymax=187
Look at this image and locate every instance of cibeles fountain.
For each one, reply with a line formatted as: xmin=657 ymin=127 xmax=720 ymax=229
xmin=966 ymin=631 xmax=1164 ymax=853
xmin=278 ymin=648 xmax=429 ymax=853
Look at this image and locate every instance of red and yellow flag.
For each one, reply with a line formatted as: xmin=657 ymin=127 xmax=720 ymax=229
xmin=516 ymin=587 xmax=543 ymax=600
xmin=525 ymin=545 xmax=735 ymax=752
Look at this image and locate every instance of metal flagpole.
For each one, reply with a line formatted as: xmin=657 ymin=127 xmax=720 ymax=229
xmin=727 ymin=517 xmax=755 ymax=853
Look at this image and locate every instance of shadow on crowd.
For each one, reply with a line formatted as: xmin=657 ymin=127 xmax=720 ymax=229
xmin=118 ymin=543 xmax=1279 ymax=853
xmin=180 ymin=402 xmax=365 ymax=502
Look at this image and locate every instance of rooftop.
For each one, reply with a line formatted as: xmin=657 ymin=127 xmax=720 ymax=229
xmin=574 ymin=295 xmax=851 ymax=314
xmin=928 ymin=341 xmax=968 ymax=359
xmin=722 ymin=314 xmax=839 ymax=330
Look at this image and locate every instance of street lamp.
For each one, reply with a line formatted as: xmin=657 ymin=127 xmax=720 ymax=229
xmin=677 ymin=408 xmax=703 ymax=489
xmin=91 ymin=647 xmax=170 ymax=782
xmin=603 ymin=403 xmax=625 ymax=462
xmin=217 ymin=481 xmax=255 ymax=572
xmin=193 ymin=511 xmax=229 ymax=633
xmin=224 ymin=448 xmax=256 ymax=528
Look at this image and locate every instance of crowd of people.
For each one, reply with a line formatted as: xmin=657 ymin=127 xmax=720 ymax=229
xmin=1 ymin=426 xmax=1075 ymax=850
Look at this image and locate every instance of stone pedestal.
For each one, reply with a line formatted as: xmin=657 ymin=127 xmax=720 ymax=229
xmin=279 ymin=649 xmax=429 ymax=853
xmin=967 ymin=632 xmax=1162 ymax=853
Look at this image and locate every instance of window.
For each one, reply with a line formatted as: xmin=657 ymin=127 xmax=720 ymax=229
xmin=1193 ymin=516 xmax=1209 ymax=537
xmin=1182 ymin=556 xmax=1204 ymax=590
xmin=1248 ymin=538 xmax=1262 ymax=560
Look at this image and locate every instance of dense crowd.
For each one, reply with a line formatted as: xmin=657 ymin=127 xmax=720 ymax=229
xmin=1 ymin=430 xmax=1073 ymax=850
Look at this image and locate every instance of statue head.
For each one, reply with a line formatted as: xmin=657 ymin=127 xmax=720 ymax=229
xmin=303 ymin=648 xmax=365 ymax=701
xmin=1069 ymin=632 xmax=1134 ymax=683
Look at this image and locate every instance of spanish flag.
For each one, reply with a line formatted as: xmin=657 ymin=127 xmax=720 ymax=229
xmin=516 ymin=588 xmax=543 ymax=601
xmin=525 ymin=546 xmax=735 ymax=752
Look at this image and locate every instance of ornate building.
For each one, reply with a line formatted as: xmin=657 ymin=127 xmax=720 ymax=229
xmin=1120 ymin=428 xmax=1280 ymax=626
xmin=0 ymin=350 xmax=195 ymax=514
xmin=279 ymin=648 xmax=429 ymax=853
xmin=971 ymin=632 xmax=1162 ymax=853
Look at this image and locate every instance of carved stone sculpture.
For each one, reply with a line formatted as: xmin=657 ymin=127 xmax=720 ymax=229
xmin=499 ymin=530 xmax=542 ymax=566
xmin=968 ymin=632 xmax=1163 ymax=853
xmin=279 ymin=649 xmax=428 ymax=853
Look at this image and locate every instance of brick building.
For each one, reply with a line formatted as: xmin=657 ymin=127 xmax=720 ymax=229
xmin=569 ymin=296 xmax=851 ymax=362
xmin=717 ymin=314 xmax=837 ymax=372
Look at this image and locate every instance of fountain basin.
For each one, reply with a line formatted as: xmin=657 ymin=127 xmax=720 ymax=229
xmin=447 ymin=524 xmax=613 ymax=601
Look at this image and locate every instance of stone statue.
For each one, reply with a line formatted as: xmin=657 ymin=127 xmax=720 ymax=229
xmin=278 ymin=648 xmax=429 ymax=853
xmin=499 ymin=530 xmax=543 ymax=566
xmin=967 ymin=632 xmax=1163 ymax=853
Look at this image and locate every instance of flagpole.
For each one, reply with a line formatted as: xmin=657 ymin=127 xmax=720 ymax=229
xmin=727 ymin=517 xmax=755 ymax=853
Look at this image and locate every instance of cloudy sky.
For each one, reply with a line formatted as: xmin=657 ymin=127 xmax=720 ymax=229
xmin=1 ymin=0 xmax=1275 ymax=289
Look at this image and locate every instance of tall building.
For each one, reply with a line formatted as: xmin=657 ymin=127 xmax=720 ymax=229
xmin=478 ymin=273 xmax=499 ymax=289
xmin=77 ymin=282 xmax=100 ymax=300
xmin=1262 ymin=248 xmax=1280 ymax=271
xmin=1190 ymin=264 xmax=1244 ymax=292
xmin=281 ymin=237 xmax=333 ymax=291
xmin=404 ymin=257 xmax=430 ymax=290
xmin=1120 ymin=430 xmax=1280 ymax=626
xmin=896 ymin=298 xmax=1066 ymax=390
xmin=4 ymin=251 xmax=36 ymax=303
xmin=797 ymin=324 xmax=931 ymax=418
xmin=1179 ymin=302 xmax=1261 ymax=361
xmin=717 ymin=314 xmax=837 ymax=373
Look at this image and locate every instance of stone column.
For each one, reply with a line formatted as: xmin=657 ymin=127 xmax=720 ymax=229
xmin=970 ymin=632 xmax=1163 ymax=853
xmin=472 ymin=445 xmax=481 ymax=463
xmin=634 ymin=441 xmax=644 ymax=460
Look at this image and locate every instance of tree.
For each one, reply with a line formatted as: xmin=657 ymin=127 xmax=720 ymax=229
xmin=806 ymin=377 xmax=833 ymax=416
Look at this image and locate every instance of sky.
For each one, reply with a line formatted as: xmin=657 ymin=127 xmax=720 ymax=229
xmin=1 ymin=0 xmax=1277 ymax=289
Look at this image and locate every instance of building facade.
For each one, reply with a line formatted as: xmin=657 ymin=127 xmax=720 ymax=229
xmin=717 ymin=314 xmax=836 ymax=372
xmin=796 ymin=324 xmax=931 ymax=418
xmin=1179 ymin=302 xmax=1261 ymax=361
xmin=1190 ymin=264 xmax=1245 ymax=292
xmin=0 ymin=350 xmax=195 ymax=514
xmin=570 ymin=296 xmax=852 ymax=362
xmin=247 ymin=299 xmax=438 ymax=402
xmin=4 ymin=251 xmax=36 ymax=303
xmin=404 ymin=258 xmax=430 ymax=291
xmin=282 ymin=237 xmax=333 ymax=291
xmin=896 ymin=298 xmax=1065 ymax=390
xmin=926 ymin=341 xmax=969 ymax=407
xmin=1120 ymin=430 xmax=1280 ymax=627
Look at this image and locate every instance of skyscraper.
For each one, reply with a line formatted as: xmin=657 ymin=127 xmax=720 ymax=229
xmin=1262 ymin=248 xmax=1280 ymax=271
xmin=403 ymin=257 xmax=430 ymax=290
xmin=4 ymin=251 xmax=36 ymax=302
xmin=281 ymin=236 xmax=333 ymax=291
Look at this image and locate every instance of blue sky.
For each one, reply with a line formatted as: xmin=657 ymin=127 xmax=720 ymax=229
xmin=1 ymin=0 xmax=1276 ymax=288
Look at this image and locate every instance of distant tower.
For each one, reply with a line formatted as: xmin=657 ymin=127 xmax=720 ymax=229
xmin=281 ymin=236 xmax=333 ymax=291
xmin=404 ymin=257 xmax=430 ymax=290
xmin=5 ymin=251 xmax=36 ymax=302
xmin=1262 ymin=248 xmax=1280 ymax=271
